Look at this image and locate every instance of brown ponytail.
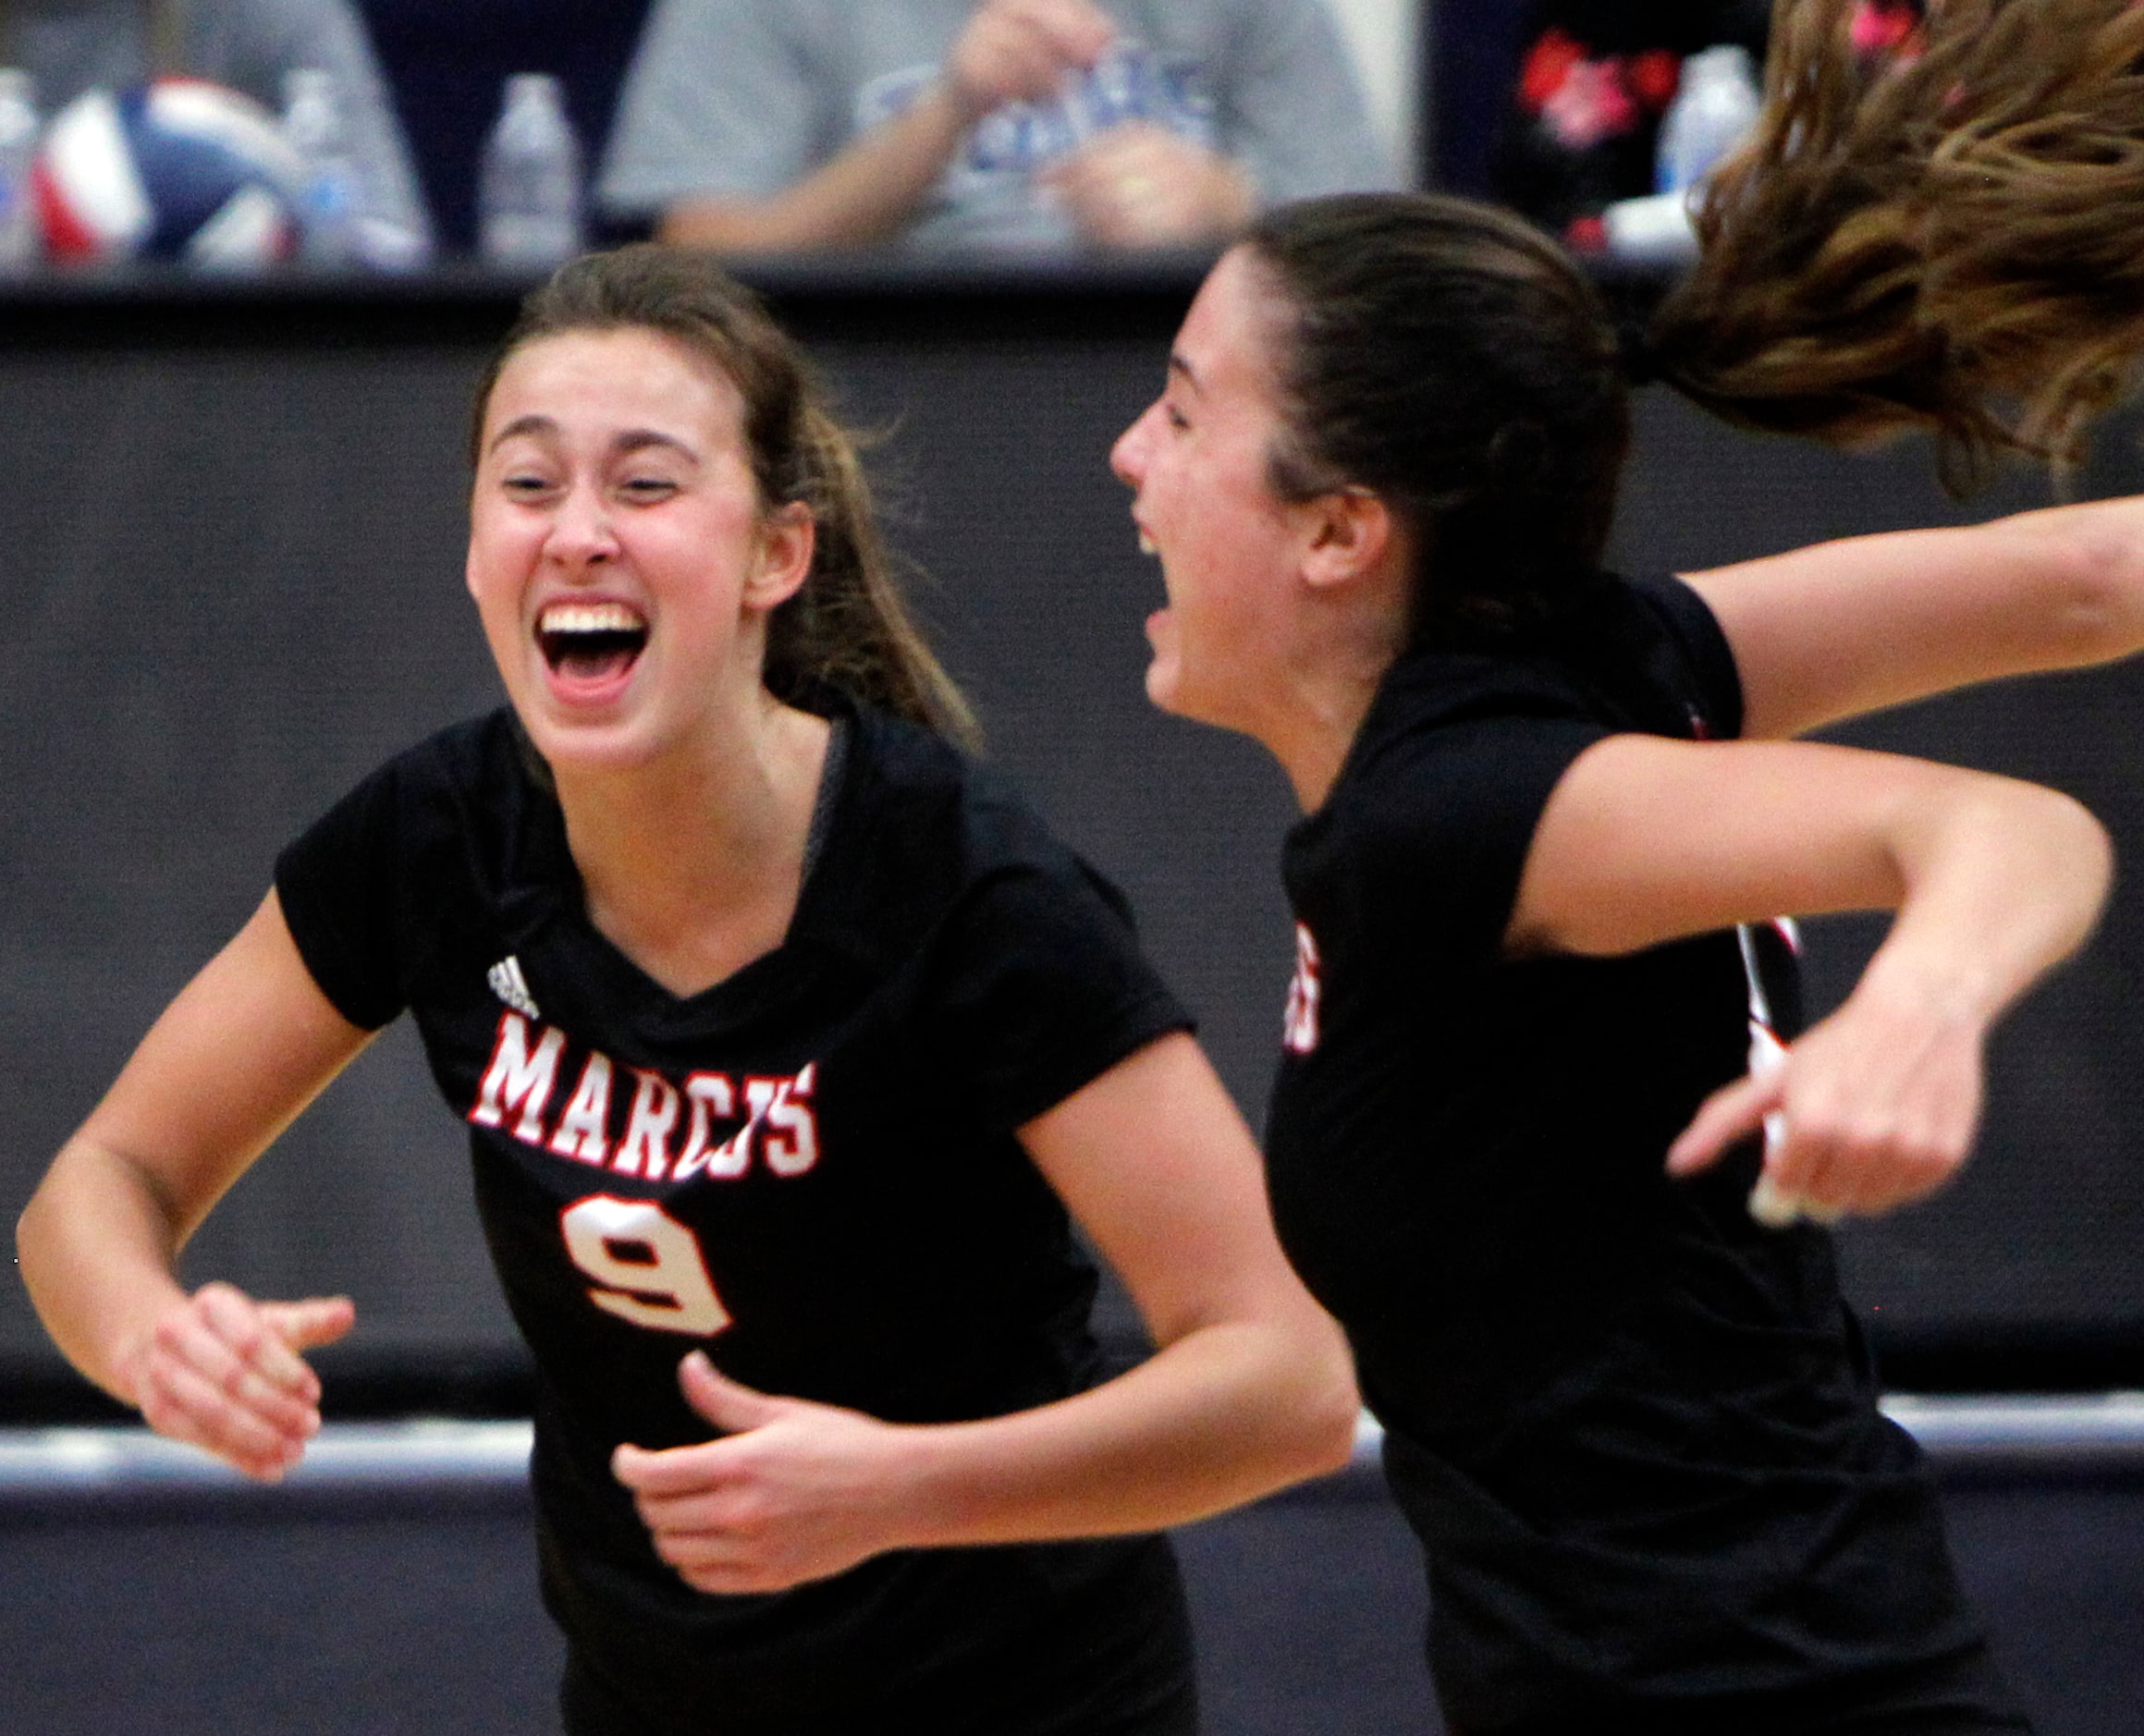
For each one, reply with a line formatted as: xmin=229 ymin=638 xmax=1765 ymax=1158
xmin=474 ymin=245 xmax=978 ymax=746
xmin=1653 ymin=0 xmax=2144 ymax=491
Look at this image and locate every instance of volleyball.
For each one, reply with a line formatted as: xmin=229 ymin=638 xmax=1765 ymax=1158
xmin=33 ymin=79 xmax=303 ymax=267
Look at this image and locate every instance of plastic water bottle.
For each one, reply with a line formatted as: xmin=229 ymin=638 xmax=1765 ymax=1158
xmin=282 ymin=68 xmax=362 ymax=267
xmin=0 ymin=69 xmax=42 ymax=275
xmin=1654 ymin=44 xmax=1763 ymax=196
xmin=479 ymin=74 xmax=582 ymax=270
xmin=1605 ymin=44 xmax=1764 ymax=265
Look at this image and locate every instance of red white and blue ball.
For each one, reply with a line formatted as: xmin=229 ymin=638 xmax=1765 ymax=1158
xmin=34 ymin=79 xmax=303 ymax=267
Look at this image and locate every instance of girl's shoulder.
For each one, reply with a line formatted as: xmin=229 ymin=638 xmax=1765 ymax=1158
xmin=840 ymin=703 xmax=1085 ymax=878
xmin=1354 ymin=570 xmax=1741 ymax=777
xmin=797 ymin=703 xmax=1123 ymax=965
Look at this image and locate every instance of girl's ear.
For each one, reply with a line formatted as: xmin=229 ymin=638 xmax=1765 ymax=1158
xmin=744 ymin=502 xmax=816 ymax=612
xmin=1298 ymin=486 xmax=1401 ymax=595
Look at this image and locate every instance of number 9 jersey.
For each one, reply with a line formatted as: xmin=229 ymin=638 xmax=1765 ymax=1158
xmin=274 ymin=698 xmax=1197 ymax=1734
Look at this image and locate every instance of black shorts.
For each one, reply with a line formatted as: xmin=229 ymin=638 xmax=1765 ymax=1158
xmin=551 ymin=1532 xmax=1199 ymax=1736
xmin=561 ymin=1629 xmax=1199 ymax=1736
xmin=1452 ymin=1641 xmax=2033 ymax=1736
xmin=562 ymin=1646 xmax=1198 ymax=1736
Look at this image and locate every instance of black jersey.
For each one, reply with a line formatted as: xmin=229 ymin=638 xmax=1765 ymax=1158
xmin=275 ymin=700 xmax=1197 ymax=1736
xmin=1266 ymin=574 xmax=2008 ymax=1734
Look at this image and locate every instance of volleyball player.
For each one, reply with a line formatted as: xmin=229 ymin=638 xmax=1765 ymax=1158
xmin=15 ymin=245 xmax=1357 ymax=1736
xmin=1107 ymin=3 xmax=2144 ymax=1729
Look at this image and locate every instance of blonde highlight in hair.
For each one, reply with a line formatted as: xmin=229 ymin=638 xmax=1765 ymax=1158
xmin=475 ymin=245 xmax=978 ymax=746
xmin=1654 ymin=0 xmax=2144 ymax=490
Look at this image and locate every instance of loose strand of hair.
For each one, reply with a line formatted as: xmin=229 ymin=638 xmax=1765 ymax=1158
xmin=768 ymin=405 xmax=979 ymax=750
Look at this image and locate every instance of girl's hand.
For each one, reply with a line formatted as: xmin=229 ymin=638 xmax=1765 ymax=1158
xmin=1666 ymin=987 xmax=1988 ymax=1223
xmin=614 ymin=1352 xmax=920 ymax=1595
xmin=119 ymin=1281 xmax=355 ymax=1482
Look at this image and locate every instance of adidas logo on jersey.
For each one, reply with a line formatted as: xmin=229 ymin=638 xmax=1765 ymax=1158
xmin=487 ymin=956 xmax=541 ymax=1021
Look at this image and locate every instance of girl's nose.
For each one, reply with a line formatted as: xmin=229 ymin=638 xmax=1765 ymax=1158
xmin=545 ymin=483 xmax=621 ymax=567
xmin=1110 ymin=402 xmax=1158 ymax=487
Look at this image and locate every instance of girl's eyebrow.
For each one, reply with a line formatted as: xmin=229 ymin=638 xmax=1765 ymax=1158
xmin=614 ymin=430 xmax=699 ymax=461
xmin=487 ymin=413 xmax=556 ymax=453
xmin=484 ymin=419 xmax=699 ymax=463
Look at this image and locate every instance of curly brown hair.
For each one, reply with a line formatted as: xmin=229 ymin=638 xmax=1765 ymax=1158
xmin=1655 ymin=0 xmax=2144 ymax=491
xmin=1242 ymin=0 xmax=2144 ymax=653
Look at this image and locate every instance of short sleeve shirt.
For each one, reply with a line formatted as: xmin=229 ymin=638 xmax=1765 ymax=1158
xmin=596 ymin=0 xmax=1400 ymax=251
xmin=274 ymin=701 xmax=1195 ymax=1727
xmin=1265 ymin=574 xmax=1984 ymax=1727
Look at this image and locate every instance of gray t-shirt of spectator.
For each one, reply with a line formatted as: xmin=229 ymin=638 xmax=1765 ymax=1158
xmin=600 ymin=0 xmax=1400 ymax=253
xmin=3 ymin=0 xmax=431 ymax=252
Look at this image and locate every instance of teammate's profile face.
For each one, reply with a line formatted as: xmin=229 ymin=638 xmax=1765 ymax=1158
xmin=466 ymin=326 xmax=814 ymax=774
xmin=1109 ymin=248 xmax=1308 ymax=738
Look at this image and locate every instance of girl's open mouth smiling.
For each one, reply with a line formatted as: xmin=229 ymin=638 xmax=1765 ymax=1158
xmin=537 ymin=600 xmax=650 ymax=691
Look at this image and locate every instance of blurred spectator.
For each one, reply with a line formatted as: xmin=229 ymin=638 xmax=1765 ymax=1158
xmin=357 ymin=0 xmax=652 ymax=255
xmin=1 ymin=0 xmax=430 ymax=254
xmin=599 ymin=0 xmax=1399 ymax=256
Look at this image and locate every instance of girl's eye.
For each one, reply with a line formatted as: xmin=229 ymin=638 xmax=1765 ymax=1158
xmin=1166 ymin=405 xmax=1190 ymax=432
xmin=619 ymin=476 xmax=680 ymax=500
xmin=503 ymin=472 xmax=554 ymax=497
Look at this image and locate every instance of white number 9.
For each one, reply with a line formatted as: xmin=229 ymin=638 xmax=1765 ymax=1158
xmin=559 ymin=1195 xmax=731 ymax=1338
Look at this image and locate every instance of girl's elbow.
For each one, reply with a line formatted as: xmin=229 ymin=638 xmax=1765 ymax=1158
xmin=1998 ymin=781 xmax=2113 ymax=939
xmin=1284 ymin=1326 xmax=1364 ymax=1478
xmin=1304 ymin=1392 xmax=1365 ymax=1478
xmin=2056 ymin=791 xmax=2115 ymax=910
xmin=2028 ymin=779 xmax=2113 ymax=871
xmin=15 ymin=1181 xmax=60 ymax=1288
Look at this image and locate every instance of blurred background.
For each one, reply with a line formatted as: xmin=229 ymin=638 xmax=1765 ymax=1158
xmin=0 ymin=3 xmax=2138 ymax=1732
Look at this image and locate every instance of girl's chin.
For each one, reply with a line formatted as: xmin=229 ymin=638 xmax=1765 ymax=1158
xmin=1143 ymin=611 xmax=1183 ymax=710
xmin=514 ymin=696 xmax=658 ymax=769
xmin=1145 ymin=657 xmax=1248 ymax=736
xmin=1142 ymin=651 xmax=1182 ymax=715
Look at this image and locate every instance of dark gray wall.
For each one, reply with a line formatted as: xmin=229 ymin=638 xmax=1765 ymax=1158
xmin=1 ymin=287 xmax=2139 ymax=1400
xmin=4 ymin=1465 xmax=2139 ymax=1735
xmin=1610 ymin=395 xmax=2144 ymax=1384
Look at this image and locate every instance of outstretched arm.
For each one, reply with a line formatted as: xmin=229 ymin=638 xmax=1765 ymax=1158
xmin=1683 ymin=494 xmax=2144 ymax=740
xmin=614 ymin=1032 xmax=1358 ymax=1593
xmin=16 ymin=891 xmax=373 ymax=1478
xmin=1509 ymin=734 xmax=2112 ymax=1218
xmin=661 ymin=0 xmax=1115 ymax=252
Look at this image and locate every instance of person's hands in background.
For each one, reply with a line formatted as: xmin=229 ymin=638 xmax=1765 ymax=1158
xmin=944 ymin=0 xmax=1118 ymax=123
xmin=1046 ymin=118 xmax=1256 ymax=248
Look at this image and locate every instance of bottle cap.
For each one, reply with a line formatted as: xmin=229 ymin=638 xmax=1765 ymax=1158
xmin=505 ymin=73 xmax=564 ymax=107
xmin=1684 ymin=43 xmax=1758 ymax=89
xmin=1602 ymin=189 xmax=1697 ymax=265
